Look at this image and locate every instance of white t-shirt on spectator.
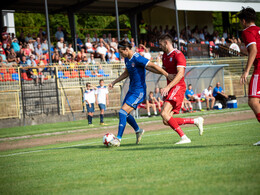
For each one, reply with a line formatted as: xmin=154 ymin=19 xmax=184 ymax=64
xmin=84 ymin=89 xmax=96 ymax=104
xmin=85 ymin=42 xmax=93 ymax=49
xmin=68 ymin=47 xmax=74 ymax=54
xmin=57 ymin=42 xmax=64 ymax=49
xmin=95 ymin=86 xmax=109 ymax=104
xmin=61 ymin=47 xmax=67 ymax=55
xmin=97 ymin=46 xmax=107 ymax=55
xmin=201 ymin=88 xmax=212 ymax=98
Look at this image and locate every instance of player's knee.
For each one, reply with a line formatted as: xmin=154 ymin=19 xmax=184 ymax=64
xmin=163 ymin=120 xmax=169 ymax=126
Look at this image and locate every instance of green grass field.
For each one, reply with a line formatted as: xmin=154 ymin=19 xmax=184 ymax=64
xmin=0 ymin=118 xmax=259 ymax=194
xmin=0 ymin=103 xmax=252 ymax=139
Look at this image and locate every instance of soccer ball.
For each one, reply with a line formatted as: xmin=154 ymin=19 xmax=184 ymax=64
xmin=103 ymin=133 xmax=116 ymax=147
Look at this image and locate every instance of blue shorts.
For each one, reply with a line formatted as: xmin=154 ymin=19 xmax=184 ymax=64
xmin=122 ymin=91 xmax=145 ymax=110
xmin=98 ymin=103 xmax=106 ymax=111
xmin=86 ymin=103 xmax=95 ymax=113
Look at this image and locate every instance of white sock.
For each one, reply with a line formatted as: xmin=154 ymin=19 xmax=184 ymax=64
xmin=181 ymin=134 xmax=188 ymax=139
xmin=198 ymin=101 xmax=202 ymax=110
xmin=154 ymin=111 xmax=157 ymax=115
xmin=148 ymin=112 xmax=151 ymax=116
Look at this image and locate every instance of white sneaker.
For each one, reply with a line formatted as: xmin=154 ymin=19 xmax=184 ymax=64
xmin=194 ymin=117 xmax=204 ymax=136
xmin=136 ymin=129 xmax=145 ymax=144
xmin=253 ymin=141 xmax=260 ymax=146
xmin=110 ymin=137 xmax=121 ymax=147
xmin=175 ymin=135 xmax=191 ymax=144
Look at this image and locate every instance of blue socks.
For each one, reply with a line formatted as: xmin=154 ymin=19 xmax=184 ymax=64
xmin=127 ymin=114 xmax=139 ymax=132
xmin=117 ymin=109 xmax=128 ymax=139
xmin=117 ymin=109 xmax=140 ymax=139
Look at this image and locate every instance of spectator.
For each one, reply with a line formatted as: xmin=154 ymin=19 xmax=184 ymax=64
xmin=201 ymin=85 xmax=215 ymax=110
xmin=123 ymin=34 xmax=130 ymax=42
xmin=11 ymin=38 xmax=20 ymax=53
xmin=181 ymin=98 xmax=194 ymax=113
xmin=102 ymin=34 xmax=108 ymax=43
xmin=142 ymin=45 xmax=151 ymax=60
xmin=28 ymin=39 xmax=34 ymax=52
xmin=84 ymin=82 xmax=96 ymax=125
xmin=7 ymin=48 xmax=18 ymax=65
xmin=110 ymin=37 xmax=118 ymax=52
xmin=0 ymin=48 xmax=7 ymax=63
xmin=85 ymin=38 xmax=94 ymax=53
xmin=107 ymin=48 xmax=118 ymax=63
xmin=4 ymin=43 xmax=11 ymax=58
xmin=41 ymin=39 xmax=48 ymax=54
xmin=142 ymin=96 xmax=157 ymax=117
xmin=64 ymin=48 xmax=73 ymax=62
xmin=77 ymin=48 xmax=86 ymax=62
xmin=55 ymin=26 xmax=64 ymax=41
xmin=76 ymin=34 xmax=84 ymax=51
xmin=185 ymin=84 xmax=202 ymax=111
xmin=148 ymin=91 xmax=159 ymax=115
xmin=139 ymin=19 xmax=148 ymax=43
xmin=19 ymin=56 xmax=29 ymax=73
xmin=154 ymin=87 xmax=163 ymax=111
xmin=199 ymin=30 xmax=205 ymax=41
xmin=0 ymin=56 xmax=5 ymax=67
xmin=92 ymin=33 xmax=99 ymax=44
xmin=84 ymin=34 xmax=93 ymax=44
xmin=33 ymin=37 xmax=41 ymax=48
xmin=35 ymin=44 xmax=44 ymax=60
xmin=52 ymin=48 xmax=60 ymax=61
xmin=213 ymin=82 xmax=228 ymax=108
xmin=107 ymin=33 xmax=112 ymax=44
xmin=18 ymin=32 xmax=25 ymax=45
xmin=95 ymin=79 xmax=109 ymax=125
xmin=38 ymin=28 xmax=45 ymax=41
xmin=67 ymin=43 xmax=74 ymax=54
xmin=60 ymin=43 xmax=67 ymax=56
xmin=25 ymin=33 xmax=34 ymax=43
xmin=96 ymin=42 xmax=108 ymax=62
xmin=2 ymin=26 xmax=9 ymax=48
xmin=57 ymin=37 xmax=64 ymax=51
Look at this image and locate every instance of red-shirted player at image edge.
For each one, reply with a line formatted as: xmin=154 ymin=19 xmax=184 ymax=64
xmin=159 ymin=33 xmax=204 ymax=145
xmin=238 ymin=7 xmax=260 ymax=146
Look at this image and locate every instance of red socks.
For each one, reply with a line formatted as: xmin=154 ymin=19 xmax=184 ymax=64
xmin=175 ymin=118 xmax=194 ymax=125
xmin=168 ymin=117 xmax=185 ymax=137
xmin=256 ymin=113 xmax=260 ymax=123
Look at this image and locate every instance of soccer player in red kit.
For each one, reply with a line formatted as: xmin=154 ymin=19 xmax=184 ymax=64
xmin=238 ymin=7 xmax=260 ymax=146
xmin=159 ymin=34 xmax=204 ymax=144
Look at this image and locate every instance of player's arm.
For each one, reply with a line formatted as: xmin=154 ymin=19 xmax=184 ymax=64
xmin=109 ymin=69 xmax=129 ymax=88
xmin=146 ymin=61 xmax=168 ymax=77
xmin=161 ymin=66 xmax=185 ymax=96
xmin=240 ymin=44 xmax=257 ymax=84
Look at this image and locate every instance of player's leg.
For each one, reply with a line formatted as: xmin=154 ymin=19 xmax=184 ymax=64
xmin=161 ymin=102 xmax=191 ymax=144
xmin=151 ymin=101 xmax=157 ymax=116
xmin=99 ymin=104 xmax=106 ymax=125
xmin=205 ymin=97 xmax=210 ymax=110
xmin=248 ymin=98 xmax=260 ymax=122
xmin=210 ymin=97 xmax=215 ymax=109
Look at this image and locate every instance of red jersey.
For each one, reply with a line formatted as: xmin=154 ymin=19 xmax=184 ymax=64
xmin=162 ymin=49 xmax=186 ymax=87
xmin=242 ymin=25 xmax=260 ymax=68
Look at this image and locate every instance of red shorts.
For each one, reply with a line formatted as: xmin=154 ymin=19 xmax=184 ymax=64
xmin=249 ymin=69 xmax=260 ymax=98
xmin=164 ymin=85 xmax=186 ymax=114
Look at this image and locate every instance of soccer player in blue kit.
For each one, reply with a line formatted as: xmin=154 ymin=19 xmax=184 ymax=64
xmin=109 ymin=40 xmax=171 ymax=146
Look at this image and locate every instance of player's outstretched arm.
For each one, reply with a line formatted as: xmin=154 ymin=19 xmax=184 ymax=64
xmin=146 ymin=61 xmax=168 ymax=77
xmin=109 ymin=69 xmax=129 ymax=88
xmin=161 ymin=67 xmax=185 ymax=96
xmin=240 ymin=44 xmax=257 ymax=84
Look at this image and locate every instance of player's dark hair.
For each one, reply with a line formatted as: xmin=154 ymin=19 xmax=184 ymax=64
xmin=238 ymin=7 xmax=256 ymax=23
xmin=86 ymin=82 xmax=91 ymax=87
xmin=158 ymin=33 xmax=173 ymax=43
xmin=188 ymin=84 xmax=192 ymax=87
xmin=99 ymin=79 xmax=104 ymax=83
xmin=118 ymin=40 xmax=132 ymax=49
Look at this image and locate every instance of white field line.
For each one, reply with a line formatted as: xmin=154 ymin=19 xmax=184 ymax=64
xmin=0 ymin=121 xmax=256 ymax=158
xmin=0 ymin=109 xmax=252 ymax=141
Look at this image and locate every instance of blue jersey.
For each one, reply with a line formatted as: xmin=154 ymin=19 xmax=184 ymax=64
xmin=125 ymin=52 xmax=149 ymax=93
xmin=213 ymin=86 xmax=223 ymax=97
xmin=185 ymin=89 xmax=194 ymax=99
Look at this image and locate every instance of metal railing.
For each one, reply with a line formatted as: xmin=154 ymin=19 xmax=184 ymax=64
xmin=0 ymin=57 xmax=251 ymax=120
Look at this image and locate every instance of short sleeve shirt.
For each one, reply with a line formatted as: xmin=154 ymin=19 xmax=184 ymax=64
xmin=213 ymin=87 xmax=223 ymax=97
xmin=84 ymin=89 xmax=96 ymax=104
xmin=185 ymin=89 xmax=194 ymax=100
xmin=95 ymin=86 xmax=109 ymax=104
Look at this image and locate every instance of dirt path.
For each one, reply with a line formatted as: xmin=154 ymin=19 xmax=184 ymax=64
xmin=0 ymin=110 xmax=255 ymax=151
